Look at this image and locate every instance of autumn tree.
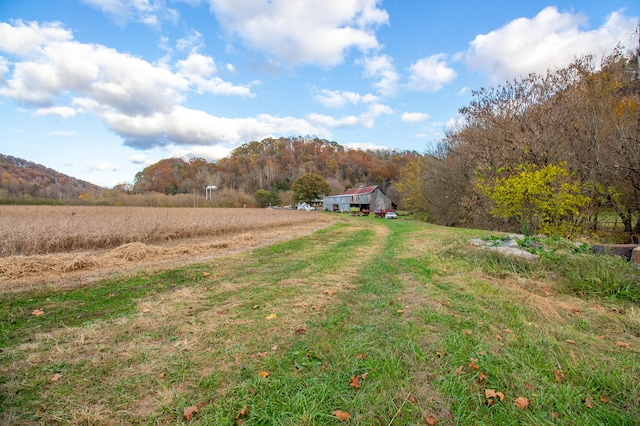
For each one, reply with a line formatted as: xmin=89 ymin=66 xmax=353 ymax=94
xmin=291 ymin=173 xmax=331 ymax=204
xmin=480 ymin=162 xmax=590 ymax=236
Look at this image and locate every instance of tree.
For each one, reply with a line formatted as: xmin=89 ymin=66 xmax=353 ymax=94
xmin=291 ymin=173 xmax=331 ymax=204
xmin=480 ymin=162 xmax=590 ymax=236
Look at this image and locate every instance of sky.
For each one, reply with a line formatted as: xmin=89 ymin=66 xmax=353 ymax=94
xmin=0 ymin=1 xmax=638 ymax=188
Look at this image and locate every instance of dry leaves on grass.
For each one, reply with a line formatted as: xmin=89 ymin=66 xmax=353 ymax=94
xmin=425 ymin=414 xmax=439 ymax=425
xmin=333 ymin=410 xmax=350 ymax=422
xmin=183 ymin=405 xmax=199 ymax=421
xmin=616 ymin=341 xmax=631 ymax=349
xmin=514 ymin=397 xmax=530 ymax=410
xmin=349 ymin=373 xmax=368 ymax=389
xmin=50 ymin=373 xmax=62 ymax=382
xmin=259 ymin=370 xmax=270 ymax=378
xmin=553 ymin=370 xmax=564 ymax=383
xmin=31 ymin=308 xmax=44 ymax=316
xmin=265 ymin=313 xmax=278 ymax=321
xmin=485 ymin=389 xmax=505 ymax=406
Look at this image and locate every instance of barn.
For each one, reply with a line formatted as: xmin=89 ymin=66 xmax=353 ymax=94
xmin=323 ymin=185 xmax=394 ymax=213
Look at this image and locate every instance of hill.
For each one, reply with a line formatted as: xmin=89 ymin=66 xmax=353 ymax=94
xmin=0 ymin=154 xmax=103 ymax=201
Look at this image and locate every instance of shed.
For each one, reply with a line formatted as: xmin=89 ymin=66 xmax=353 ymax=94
xmin=323 ymin=185 xmax=394 ymax=213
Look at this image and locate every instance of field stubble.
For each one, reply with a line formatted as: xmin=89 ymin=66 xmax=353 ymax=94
xmin=0 ymin=206 xmax=332 ymax=289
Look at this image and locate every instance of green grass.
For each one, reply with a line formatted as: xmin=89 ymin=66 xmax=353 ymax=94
xmin=1 ymin=216 xmax=639 ymax=425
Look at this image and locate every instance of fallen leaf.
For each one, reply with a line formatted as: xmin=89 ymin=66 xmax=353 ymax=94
xmin=616 ymin=341 xmax=631 ymax=349
xmin=295 ymin=328 xmax=307 ymax=334
xmin=265 ymin=313 xmax=278 ymax=321
xmin=202 ymin=272 xmax=210 ymax=277
xmin=496 ymin=334 xmax=503 ymax=341
xmin=32 ymin=308 xmax=44 ymax=316
xmin=360 ymin=372 xmax=368 ymax=380
xmin=454 ymin=366 xmax=466 ymax=375
xmin=477 ymin=372 xmax=488 ymax=382
xmin=503 ymin=329 xmax=513 ymax=333
xmin=323 ymin=290 xmax=335 ymax=296
xmin=552 ymin=412 xmax=560 ymax=418
xmin=584 ymin=397 xmax=593 ymax=408
xmin=524 ymin=382 xmax=537 ymax=391
xmin=332 ymin=410 xmax=350 ymax=422
xmin=566 ymin=339 xmax=576 ymax=344
xmin=396 ymin=309 xmax=404 ymax=314
xmin=485 ymin=389 xmax=505 ymax=405
xmin=478 ymin=350 xmax=487 ymax=356
xmin=236 ymin=405 xmax=248 ymax=419
xmin=435 ymin=351 xmax=445 ymax=358
xmin=157 ymin=373 xmax=165 ymax=379
xmin=259 ymin=370 xmax=270 ymax=378
xmin=183 ymin=406 xmax=199 ymax=420
xmin=349 ymin=375 xmax=361 ymax=389
xmin=553 ymin=370 xmax=564 ymax=383
xmin=251 ymin=352 xmax=268 ymax=358
xmin=571 ymin=309 xmax=580 ymax=315
xmin=196 ymin=402 xmax=205 ymax=408
xmin=141 ymin=308 xmax=151 ymax=313
xmin=356 ymin=353 xmax=366 ymax=360
xmin=468 ymin=362 xmax=479 ymax=371
xmin=514 ymin=397 xmax=530 ymax=410
xmin=50 ymin=373 xmax=62 ymax=382
xmin=425 ymin=414 xmax=439 ymax=425
xmin=462 ymin=329 xmax=472 ymax=335
xmin=597 ymin=335 xmax=604 ymax=339
xmin=409 ymin=394 xmax=417 ymax=404
xmin=599 ymin=396 xmax=609 ymax=403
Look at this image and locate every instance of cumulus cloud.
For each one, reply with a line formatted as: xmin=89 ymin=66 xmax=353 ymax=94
xmin=208 ymin=0 xmax=388 ymax=67
xmin=401 ymin=112 xmax=430 ymax=123
xmin=36 ymin=106 xmax=78 ymax=118
xmin=344 ymin=141 xmax=392 ymax=151
xmin=80 ymin=0 xmax=179 ymax=28
xmin=0 ymin=20 xmax=288 ymax=149
xmin=307 ymin=102 xmax=392 ymax=129
xmin=361 ymin=54 xmax=399 ymax=96
xmin=407 ymin=54 xmax=457 ymax=91
xmin=466 ymin=7 xmax=638 ymax=83
xmin=314 ymin=89 xmax=378 ymax=108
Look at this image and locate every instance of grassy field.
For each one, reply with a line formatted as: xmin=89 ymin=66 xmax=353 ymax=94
xmin=1 ymin=215 xmax=639 ymax=425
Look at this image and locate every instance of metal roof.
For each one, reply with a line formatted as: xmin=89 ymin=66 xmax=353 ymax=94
xmin=342 ymin=185 xmax=378 ymax=195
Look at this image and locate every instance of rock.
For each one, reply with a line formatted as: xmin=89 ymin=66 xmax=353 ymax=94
xmin=592 ymin=244 xmax=639 ymax=261
xmin=632 ymin=247 xmax=640 ymax=265
xmin=486 ymin=246 xmax=540 ymax=260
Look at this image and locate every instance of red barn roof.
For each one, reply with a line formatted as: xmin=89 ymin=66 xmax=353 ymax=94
xmin=342 ymin=185 xmax=379 ymax=195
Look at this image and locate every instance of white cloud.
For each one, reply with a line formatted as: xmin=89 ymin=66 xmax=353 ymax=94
xmin=208 ymin=0 xmax=388 ymax=67
xmin=361 ymin=54 xmax=399 ymax=96
xmin=344 ymin=141 xmax=391 ymax=151
xmin=0 ymin=20 xmax=267 ymax=149
xmin=401 ymin=112 xmax=430 ymax=123
xmin=89 ymin=161 xmax=122 ymax=172
xmin=48 ymin=130 xmax=77 ymax=137
xmin=176 ymin=30 xmax=204 ymax=52
xmin=466 ymin=7 xmax=637 ymax=83
xmin=36 ymin=106 xmax=77 ymax=118
xmin=177 ymin=52 xmax=254 ymax=96
xmin=168 ymin=144 xmax=234 ymax=162
xmin=314 ymin=89 xmax=378 ymax=108
xmin=307 ymin=102 xmax=392 ymax=129
xmin=80 ymin=0 xmax=179 ymax=28
xmin=407 ymin=54 xmax=457 ymax=92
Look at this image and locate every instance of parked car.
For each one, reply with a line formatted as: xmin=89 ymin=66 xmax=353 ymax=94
xmin=385 ymin=211 xmax=397 ymax=219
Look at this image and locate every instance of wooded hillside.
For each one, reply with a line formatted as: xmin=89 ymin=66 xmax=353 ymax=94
xmin=0 ymin=154 xmax=103 ymax=201
xmin=132 ymin=137 xmax=418 ymax=197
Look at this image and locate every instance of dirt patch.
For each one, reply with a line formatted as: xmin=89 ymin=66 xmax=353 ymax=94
xmin=0 ymin=218 xmax=334 ymax=293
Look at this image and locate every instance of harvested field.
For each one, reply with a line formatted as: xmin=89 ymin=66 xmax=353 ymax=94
xmin=0 ymin=206 xmax=333 ymax=291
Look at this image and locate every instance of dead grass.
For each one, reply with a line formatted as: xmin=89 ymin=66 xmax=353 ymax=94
xmin=0 ymin=205 xmax=330 ymax=257
xmin=0 ymin=208 xmax=333 ymax=292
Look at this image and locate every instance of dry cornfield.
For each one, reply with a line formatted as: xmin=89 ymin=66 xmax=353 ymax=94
xmin=0 ymin=205 xmax=327 ymax=257
xmin=0 ymin=206 xmax=332 ymax=286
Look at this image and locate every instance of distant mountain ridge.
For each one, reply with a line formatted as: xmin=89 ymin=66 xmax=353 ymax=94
xmin=0 ymin=154 xmax=103 ymax=201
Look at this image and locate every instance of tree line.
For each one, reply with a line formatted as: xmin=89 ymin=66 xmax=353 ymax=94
xmin=396 ymin=48 xmax=639 ymax=242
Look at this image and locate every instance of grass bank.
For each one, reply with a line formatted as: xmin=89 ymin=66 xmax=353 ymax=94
xmin=1 ymin=216 xmax=639 ymax=424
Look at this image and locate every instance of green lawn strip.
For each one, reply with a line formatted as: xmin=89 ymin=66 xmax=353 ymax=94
xmin=393 ymin=222 xmax=640 ymax=424
xmin=0 ymin=221 xmax=380 ymax=424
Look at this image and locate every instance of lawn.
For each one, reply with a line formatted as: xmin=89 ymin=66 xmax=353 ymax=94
xmin=1 ymin=215 xmax=639 ymax=425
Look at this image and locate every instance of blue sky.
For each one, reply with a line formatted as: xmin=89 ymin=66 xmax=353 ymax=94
xmin=0 ymin=1 xmax=638 ymax=187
